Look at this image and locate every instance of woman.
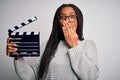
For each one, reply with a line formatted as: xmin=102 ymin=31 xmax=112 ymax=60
xmin=7 ymin=4 xmax=99 ymax=80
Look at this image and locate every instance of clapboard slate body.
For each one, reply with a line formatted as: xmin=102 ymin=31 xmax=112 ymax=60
xmin=8 ymin=16 xmax=40 ymax=57
xmin=9 ymin=32 xmax=40 ymax=57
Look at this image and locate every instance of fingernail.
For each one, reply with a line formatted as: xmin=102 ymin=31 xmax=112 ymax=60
xmin=15 ymin=48 xmax=17 ymax=51
xmin=13 ymin=44 xmax=16 ymax=46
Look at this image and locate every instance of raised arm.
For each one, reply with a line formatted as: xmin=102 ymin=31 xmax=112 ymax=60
xmin=68 ymin=40 xmax=99 ymax=80
xmin=14 ymin=41 xmax=47 ymax=80
xmin=6 ymin=37 xmax=47 ymax=80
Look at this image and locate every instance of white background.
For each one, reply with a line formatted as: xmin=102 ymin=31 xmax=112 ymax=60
xmin=0 ymin=0 xmax=120 ymax=80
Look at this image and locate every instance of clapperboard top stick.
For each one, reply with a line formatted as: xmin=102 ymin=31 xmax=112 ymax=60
xmin=8 ymin=16 xmax=37 ymax=36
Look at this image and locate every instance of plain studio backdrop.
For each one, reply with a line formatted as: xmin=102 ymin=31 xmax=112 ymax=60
xmin=0 ymin=0 xmax=120 ymax=80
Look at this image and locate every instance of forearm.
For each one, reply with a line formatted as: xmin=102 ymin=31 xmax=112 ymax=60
xmin=14 ymin=57 xmax=36 ymax=80
xmin=68 ymin=53 xmax=99 ymax=80
xmin=68 ymin=40 xmax=99 ymax=80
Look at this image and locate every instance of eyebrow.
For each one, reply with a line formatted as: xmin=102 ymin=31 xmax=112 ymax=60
xmin=60 ymin=12 xmax=76 ymax=15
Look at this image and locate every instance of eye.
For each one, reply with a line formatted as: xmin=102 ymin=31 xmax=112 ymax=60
xmin=58 ymin=15 xmax=66 ymax=20
xmin=69 ymin=15 xmax=77 ymax=19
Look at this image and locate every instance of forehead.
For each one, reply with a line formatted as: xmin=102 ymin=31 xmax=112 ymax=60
xmin=60 ymin=6 xmax=76 ymax=14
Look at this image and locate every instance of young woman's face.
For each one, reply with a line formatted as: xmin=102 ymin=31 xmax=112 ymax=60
xmin=59 ymin=6 xmax=78 ymax=31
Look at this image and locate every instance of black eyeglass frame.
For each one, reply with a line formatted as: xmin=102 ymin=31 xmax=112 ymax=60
xmin=58 ymin=14 xmax=77 ymax=21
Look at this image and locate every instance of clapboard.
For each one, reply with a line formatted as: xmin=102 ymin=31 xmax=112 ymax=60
xmin=8 ymin=16 xmax=40 ymax=57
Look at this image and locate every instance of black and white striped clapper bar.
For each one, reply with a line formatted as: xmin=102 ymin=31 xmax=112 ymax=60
xmin=8 ymin=16 xmax=40 ymax=57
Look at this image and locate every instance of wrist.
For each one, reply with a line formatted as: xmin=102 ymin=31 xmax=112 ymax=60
xmin=71 ymin=42 xmax=78 ymax=48
xmin=14 ymin=57 xmax=19 ymax=60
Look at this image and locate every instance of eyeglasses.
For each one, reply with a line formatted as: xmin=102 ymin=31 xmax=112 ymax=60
xmin=58 ymin=14 xmax=77 ymax=22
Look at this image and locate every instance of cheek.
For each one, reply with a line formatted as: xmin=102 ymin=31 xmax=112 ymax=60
xmin=71 ymin=22 xmax=77 ymax=30
xmin=59 ymin=21 xmax=63 ymax=27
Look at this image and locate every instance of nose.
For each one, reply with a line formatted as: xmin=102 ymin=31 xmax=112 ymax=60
xmin=65 ymin=16 xmax=70 ymax=22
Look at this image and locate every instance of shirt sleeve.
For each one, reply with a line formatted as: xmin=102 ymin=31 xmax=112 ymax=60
xmin=67 ymin=40 xmax=100 ymax=80
xmin=14 ymin=41 xmax=47 ymax=80
xmin=14 ymin=57 xmax=36 ymax=80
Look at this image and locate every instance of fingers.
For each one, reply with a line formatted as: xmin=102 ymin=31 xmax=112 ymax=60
xmin=62 ymin=21 xmax=72 ymax=36
xmin=6 ymin=43 xmax=17 ymax=56
xmin=7 ymin=37 xmax=12 ymax=43
xmin=62 ymin=22 xmax=68 ymax=37
xmin=6 ymin=38 xmax=17 ymax=56
xmin=62 ymin=25 xmax=67 ymax=37
xmin=61 ymin=21 xmax=78 ymax=47
xmin=7 ymin=49 xmax=17 ymax=56
xmin=7 ymin=43 xmax=16 ymax=46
